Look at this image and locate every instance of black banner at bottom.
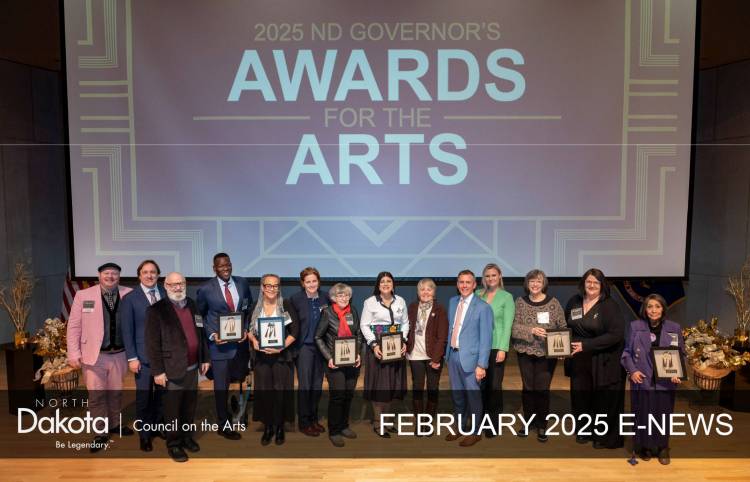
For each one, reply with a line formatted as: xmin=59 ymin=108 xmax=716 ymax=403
xmin=3 ymin=389 xmax=749 ymax=458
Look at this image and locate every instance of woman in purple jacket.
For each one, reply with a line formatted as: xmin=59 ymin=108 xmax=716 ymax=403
xmin=620 ymin=294 xmax=685 ymax=465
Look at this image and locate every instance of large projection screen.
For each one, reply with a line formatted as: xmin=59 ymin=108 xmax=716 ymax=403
xmin=63 ymin=0 xmax=697 ymax=278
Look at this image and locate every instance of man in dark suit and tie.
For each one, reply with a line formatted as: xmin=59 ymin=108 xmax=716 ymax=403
xmin=196 ymin=252 xmax=252 ymax=440
xmin=147 ymin=272 xmax=210 ymax=462
xmin=444 ymin=269 xmax=493 ymax=447
xmin=121 ymin=259 xmax=167 ymax=452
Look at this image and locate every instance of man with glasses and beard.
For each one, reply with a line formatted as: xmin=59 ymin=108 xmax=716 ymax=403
xmin=146 ymin=272 xmax=210 ymax=462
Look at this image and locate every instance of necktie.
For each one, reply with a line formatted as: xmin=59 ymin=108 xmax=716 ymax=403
xmin=148 ymin=289 xmax=157 ymax=305
xmin=224 ymin=282 xmax=236 ymax=311
xmin=450 ymin=299 xmax=464 ymax=348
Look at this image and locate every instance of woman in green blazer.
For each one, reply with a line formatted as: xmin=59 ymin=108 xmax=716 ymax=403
xmin=476 ymin=262 xmax=515 ymax=436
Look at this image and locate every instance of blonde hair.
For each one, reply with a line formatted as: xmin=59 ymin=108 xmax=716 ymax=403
xmin=481 ymin=263 xmax=504 ymax=290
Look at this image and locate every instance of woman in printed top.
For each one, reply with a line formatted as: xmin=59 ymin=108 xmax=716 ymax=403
xmin=406 ymin=278 xmax=449 ymax=425
xmin=475 ymin=263 xmax=515 ymax=436
xmin=621 ymin=294 xmax=685 ymax=465
xmin=360 ymin=271 xmax=409 ymax=438
xmin=314 ymin=283 xmax=362 ymax=448
xmin=510 ymin=269 xmax=566 ymax=442
xmin=247 ymin=273 xmax=299 ymax=446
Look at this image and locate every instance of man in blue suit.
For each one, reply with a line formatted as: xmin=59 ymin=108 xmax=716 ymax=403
xmin=121 ymin=259 xmax=167 ymax=452
xmin=444 ymin=269 xmax=493 ymax=447
xmin=196 ymin=252 xmax=253 ymax=440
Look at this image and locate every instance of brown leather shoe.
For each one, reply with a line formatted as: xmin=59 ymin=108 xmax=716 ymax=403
xmin=459 ymin=434 xmax=482 ymax=447
xmin=445 ymin=432 xmax=462 ymax=442
xmin=301 ymin=426 xmax=320 ymax=437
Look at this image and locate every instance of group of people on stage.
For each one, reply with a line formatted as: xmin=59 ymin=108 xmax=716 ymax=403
xmin=66 ymin=255 xmax=686 ymax=464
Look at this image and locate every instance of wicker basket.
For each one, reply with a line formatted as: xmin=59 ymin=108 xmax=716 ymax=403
xmin=45 ymin=366 xmax=81 ymax=394
xmin=691 ymin=365 xmax=732 ymax=390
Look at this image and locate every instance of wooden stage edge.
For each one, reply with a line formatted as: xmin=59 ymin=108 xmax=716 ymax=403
xmin=0 ymin=458 xmax=747 ymax=481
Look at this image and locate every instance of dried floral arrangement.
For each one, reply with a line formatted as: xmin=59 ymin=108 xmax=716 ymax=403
xmin=0 ymin=263 xmax=34 ymax=336
xmin=32 ymin=317 xmax=72 ymax=384
xmin=726 ymin=257 xmax=750 ymax=338
xmin=683 ymin=317 xmax=750 ymax=371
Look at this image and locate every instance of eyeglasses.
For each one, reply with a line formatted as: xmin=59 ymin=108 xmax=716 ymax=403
xmin=334 ymin=293 xmax=350 ymax=299
xmin=263 ymin=284 xmax=280 ymax=290
xmin=165 ymin=282 xmax=185 ymax=288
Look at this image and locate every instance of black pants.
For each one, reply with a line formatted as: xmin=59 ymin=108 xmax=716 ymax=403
xmin=569 ymin=352 xmax=625 ymax=448
xmin=295 ymin=343 xmax=325 ymax=428
xmin=134 ymin=363 xmax=163 ymax=441
xmin=408 ymin=359 xmax=442 ymax=404
xmin=163 ymin=367 xmax=198 ymax=449
xmin=325 ymin=365 xmax=359 ymax=436
xmin=254 ymin=355 xmax=294 ymax=427
xmin=517 ymin=352 xmax=557 ymax=429
xmin=482 ymin=349 xmax=506 ymax=417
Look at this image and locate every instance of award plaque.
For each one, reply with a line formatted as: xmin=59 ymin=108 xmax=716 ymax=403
xmin=258 ymin=316 xmax=285 ymax=349
xmin=333 ymin=337 xmax=357 ymax=367
xmin=545 ymin=329 xmax=572 ymax=358
xmin=651 ymin=347 xmax=687 ymax=380
xmin=219 ymin=312 xmax=243 ymax=341
xmin=378 ymin=332 xmax=403 ymax=363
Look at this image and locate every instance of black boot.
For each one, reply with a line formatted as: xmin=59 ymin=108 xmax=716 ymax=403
xmin=261 ymin=425 xmax=273 ymax=446
xmin=275 ymin=425 xmax=285 ymax=445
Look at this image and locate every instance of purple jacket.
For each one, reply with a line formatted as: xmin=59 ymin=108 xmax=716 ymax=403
xmin=620 ymin=319 xmax=686 ymax=391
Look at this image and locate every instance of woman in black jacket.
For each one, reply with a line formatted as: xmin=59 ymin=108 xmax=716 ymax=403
xmin=315 ymin=282 xmax=362 ymax=447
xmin=565 ymin=268 xmax=626 ymax=449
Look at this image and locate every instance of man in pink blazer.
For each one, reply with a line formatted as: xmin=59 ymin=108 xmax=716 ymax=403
xmin=67 ymin=262 xmax=134 ymax=451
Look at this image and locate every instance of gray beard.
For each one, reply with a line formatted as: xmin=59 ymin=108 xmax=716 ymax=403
xmin=168 ymin=292 xmax=187 ymax=306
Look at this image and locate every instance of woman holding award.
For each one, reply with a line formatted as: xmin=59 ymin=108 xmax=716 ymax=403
xmin=510 ymin=269 xmax=566 ymax=442
xmin=406 ymin=278 xmax=448 ymax=423
xmin=248 ymin=273 xmax=299 ymax=446
xmin=565 ymin=268 xmax=626 ymax=449
xmin=314 ymin=283 xmax=362 ymax=447
xmin=360 ymin=271 xmax=409 ymax=437
xmin=621 ymin=294 xmax=685 ymax=465
xmin=475 ymin=263 xmax=515 ymax=435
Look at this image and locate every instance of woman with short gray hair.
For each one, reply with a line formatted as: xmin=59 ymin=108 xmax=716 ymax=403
xmin=314 ymin=282 xmax=362 ymax=447
xmin=406 ymin=278 xmax=448 ymax=423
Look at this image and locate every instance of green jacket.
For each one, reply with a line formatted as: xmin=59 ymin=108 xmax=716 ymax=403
xmin=476 ymin=288 xmax=515 ymax=351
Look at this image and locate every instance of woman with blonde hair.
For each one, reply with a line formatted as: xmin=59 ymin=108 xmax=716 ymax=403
xmin=476 ymin=263 xmax=514 ymax=436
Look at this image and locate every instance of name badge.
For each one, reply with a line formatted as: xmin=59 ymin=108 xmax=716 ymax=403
xmin=345 ymin=313 xmax=354 ymax=325
xmin=668 ymin=332 xmax=679 ymax=347
xmin=283 ymin=311 xmax=293 ymax=326
xmin=241 ymin=299 xmax=248 ymax=311
xmin=82 ymin=300 xmax=95 ymax=313
xmin=537 ymin=312 xmax=550 ymax=324
xmin=570 ymin=308 xmax=583 ymax=320
xmin=194 ymin=315 xmax=204 ymax=328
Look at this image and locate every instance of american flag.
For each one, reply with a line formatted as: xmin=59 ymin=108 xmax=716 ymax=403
xmin=61 ymin=268 xmax=90 ymax=321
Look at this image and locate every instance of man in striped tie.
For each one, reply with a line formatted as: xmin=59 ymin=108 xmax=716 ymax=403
xmin=444 ymin=269 xmax=493 ymax=447
xmin=121 ymin=259 xmax=167 ymax=452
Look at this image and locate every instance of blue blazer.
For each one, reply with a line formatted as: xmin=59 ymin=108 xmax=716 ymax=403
xmin=121 ymin=285 xmax=167 ymax=364
xmin=288 ymin=289 xmax=329 ymax=354
xmin=196 ymin=276 xmax=253 ymax=360
xmin=445 ymin=295 xmax=493 ymax=373
xmin=621 ymin=319 xmax=686 ymax=391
